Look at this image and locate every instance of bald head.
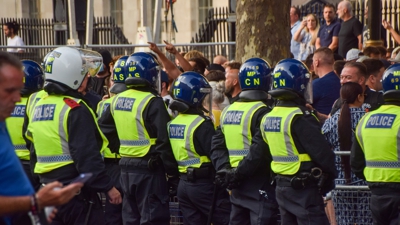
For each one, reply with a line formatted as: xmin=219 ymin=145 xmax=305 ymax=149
xmin=213 ymin=55 xmax=227 ymax=65
xmin=314 ymin=47 xmax=334 ymax=65
xmin=338 ymin=0 xmax=353 ymax=19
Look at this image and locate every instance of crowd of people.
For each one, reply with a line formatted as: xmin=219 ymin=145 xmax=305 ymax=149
xmin=1 ymin=0 xmax=400 ymax=225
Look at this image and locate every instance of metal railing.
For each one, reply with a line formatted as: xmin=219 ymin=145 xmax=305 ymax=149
xmin=0 ymin=42 xmax=236 ymax=63
xmin=331 ymin=151 xmax=372 ymax=225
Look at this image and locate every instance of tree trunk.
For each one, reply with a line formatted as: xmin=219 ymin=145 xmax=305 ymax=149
xmin=235 ymin=0 xmax=291 ymax=66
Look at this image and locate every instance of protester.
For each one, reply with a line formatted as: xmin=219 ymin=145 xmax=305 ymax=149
xmin=322 ymin=82 xmax=371 ymax=225
xmin=0 ymin=51 xmax=83 ymax=224
xmin=293 ymin=13 xmax=320 ymax=61
xmin=316 ymin=4 xmax=341 ymax=52
xmin=3 ymin=22 xmax=25 ymax=53
xmin=337 ymin=0 xmax=363 ymax=58
xmin=290 ymin=6 xmax=302 ymax=60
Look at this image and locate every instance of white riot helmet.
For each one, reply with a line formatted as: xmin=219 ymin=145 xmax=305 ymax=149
xmin=44 ymin=46 xmax=103 ymax=90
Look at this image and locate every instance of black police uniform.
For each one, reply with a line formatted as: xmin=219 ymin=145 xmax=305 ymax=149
xmin=97 ymin=100 xmax=123 ymax=225
xmin=272 ymin=99 xmax=337 ymax=225
xmin=173 ymin=108 xmax=231 ymax=225
xmin=98 ymin=86 xmax=179 ymax=225
xmin=27 ymin=87 xmax=115 ymax=225
xmin=330 ymin=86 xmax=384 ymax=115
xmin=211 ymin=94 xmax=280 ymax=225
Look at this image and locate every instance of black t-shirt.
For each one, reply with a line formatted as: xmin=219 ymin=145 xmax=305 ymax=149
xmin=338 ymin=17 xmax=363 ymax=58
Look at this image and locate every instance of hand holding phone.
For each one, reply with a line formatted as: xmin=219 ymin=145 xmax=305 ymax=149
xmin=71 ymin=173 xmax=93 ymax=184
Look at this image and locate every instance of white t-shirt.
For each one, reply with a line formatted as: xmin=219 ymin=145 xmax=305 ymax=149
xmin=7 ymin=36 xmax=25 ymax=52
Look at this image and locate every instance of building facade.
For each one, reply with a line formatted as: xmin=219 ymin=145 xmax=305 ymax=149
xmin=1 ymin=0 xmax=229 ymax=44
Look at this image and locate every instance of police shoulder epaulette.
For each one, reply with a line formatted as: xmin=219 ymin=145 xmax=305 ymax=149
xmin=64 ymin=98 xmax=81 ymax=109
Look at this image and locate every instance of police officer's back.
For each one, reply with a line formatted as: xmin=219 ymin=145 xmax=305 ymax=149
xmin=98 ymin=52 xmax=179 ymax=225
xmin=212 ymin=58 xmax=279 ymax=225
xmin=6 ymin=60 xmax=43 ymax=191
xmin=167 ymin=72 xmax=230 ymax=225
xmin=25 ymin=47 xmax=122 ymax=225
xmin=97 ymin=55 xmax=129 ymax=225
xmin=265 ymin=59 xmax=337 ymax=225
xmin=351 ymin=63 xmax=400 ymax=225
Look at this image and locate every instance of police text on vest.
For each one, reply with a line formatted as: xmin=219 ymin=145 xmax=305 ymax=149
xmin=169 ymin=124 xmax=185 ymax=139
xmin=32 ymin=104 xmax=56 ymax=121
xmin=11 ymin=105 xmax=26 ymax=117
xmin=365 ymin=114 xmax=396 ymax=128
xmin=115 ymin=97 xmax=135 ymax=111
xmin=264 ymin=117 xmax=282 ymax=132
xmin=223 ymin=111 xmax=244 ymax=125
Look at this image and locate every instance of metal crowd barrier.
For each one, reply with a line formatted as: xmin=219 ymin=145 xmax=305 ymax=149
xmin=0 ymin=42 xmax=236 ymax=64
xmin=0 ymin=45 xmax=63 ymax=64
xmin=332 ymin=151 xmax=372 ymax=225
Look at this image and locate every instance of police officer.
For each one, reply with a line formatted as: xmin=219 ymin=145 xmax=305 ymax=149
xmin=98 ymin=52 xmax=179 ymax=225
xmin=23 ymin=55 xmax=50 ymax=169
xmin=97 ymin=55 xmax=129 ymax=225
xmin=6 ymin=60 xmax=43 ymax=191
xmin=25 ymin=46 xmax=122 ymax=225
xmin=351 ymin=63 xmax=400 ymax=225
xmin=212 ymin=58 xmax=280 ymax=225
xmin=262 ymin=58 xmax=337 ymax=225
xmin=167 ymin=71 xmax=230 ymax=225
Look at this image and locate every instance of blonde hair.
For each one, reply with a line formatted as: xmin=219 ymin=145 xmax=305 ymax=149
xmin=184 ymin=50 xmax=204 ymax=60
xmin=304 ymin=14 xmax=320 ymax=46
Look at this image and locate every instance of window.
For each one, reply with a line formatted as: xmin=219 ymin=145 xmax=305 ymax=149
xmin=111 ymin=0 xmax=123 ymax=29
xmin=29 ymin=0 xmax=40 ymax=18
xmin=199 ymin=0 xmax=213 ymax=25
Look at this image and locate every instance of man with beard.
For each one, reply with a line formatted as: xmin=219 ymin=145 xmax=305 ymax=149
xmin=224 ymin=62 xmax=242 ymax=103
xmin=315 ymin=4 xmax=341 ymax=52
xmin=2 ymin=22 xmax=25 ymax=53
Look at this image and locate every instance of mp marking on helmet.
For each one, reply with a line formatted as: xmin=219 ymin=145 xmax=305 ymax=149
xmin=273 ymin=72 xmax=285 ymax=88
xmin=11 ymin=105 xmax=26 ymax=117
xmin=169 ymin=124 xmax=185 ymax=139
xmin=115 ymin=97 xmax=135 ymax=111
xmin=223 ymin=111 xmax=243 ymax=125
xmin=32 ymin=104 xmax=56 ymax=122
xmin=264 ymin=117 xmax=281 ymax=132
xmin=393 ymin=71 xmax=400 ymax=76
xmin=45 ymin=56 xmax=55 ymax=74
xmin=247 ymin=71 xmax=257 ymax=77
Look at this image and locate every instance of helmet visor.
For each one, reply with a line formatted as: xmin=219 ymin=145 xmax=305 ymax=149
xmin=79 ymin=49 xmax=103 ymax=77
xmin=303 ymin=73 xmax=313 ymax=104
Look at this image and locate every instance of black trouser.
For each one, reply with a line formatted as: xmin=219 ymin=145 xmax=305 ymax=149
xmin=177 ymin=174 xmax=231 ymax=225
xmin=20 ymin=160 xmax=40 ymax=191
xmin=275 ymin=176 xmax=329 ymax=225
xmin=51 ymin=189 xmax=105 ymax=225
xmin=104 ymin=159 xmax=123 ymax=225
xmin=370 ymin=190 xmax=400 ymax=225
xmin=229 ymin=175 xmax=279 ymax=225
xmin=119 ymin=157 xmax=170 ymax=225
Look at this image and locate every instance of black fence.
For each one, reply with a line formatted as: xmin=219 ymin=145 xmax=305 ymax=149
xmin=0 ymin=18 xmax=64 ymax=46
xmin=187 ymin=7 xmax=233 ymax=60
xmin=294 ymin=0 xmax=400 ymax=49
xmin=93 ymin=17 xmax=130 ymax=45
xmin=0 ymin=16 xmax=129 ymax=47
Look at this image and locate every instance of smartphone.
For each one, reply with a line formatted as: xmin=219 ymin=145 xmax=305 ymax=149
xmin=71 ymin=173 xmax=93 ymax=184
